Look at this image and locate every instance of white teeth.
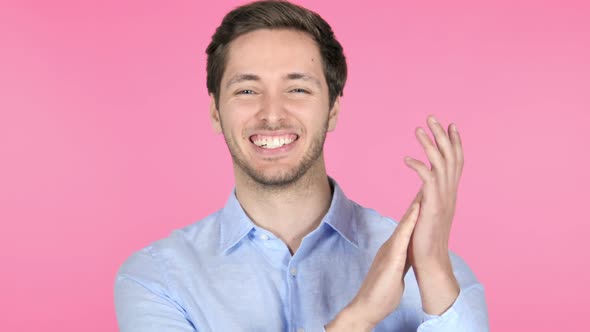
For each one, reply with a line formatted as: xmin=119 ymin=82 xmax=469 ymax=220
xmin=253 ymin=136 xmax=295 ymax=149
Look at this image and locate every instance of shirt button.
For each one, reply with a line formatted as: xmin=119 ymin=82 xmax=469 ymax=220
xmin=297 ymin=328 xmax=305 ymax=332
xmin=290 ymin=267 xmax=297 ymax=276
xmin=259 ymin=234 xmax=269 ymax=240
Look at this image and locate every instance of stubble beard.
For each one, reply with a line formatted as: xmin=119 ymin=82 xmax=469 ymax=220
xmin=221 ymin=120 xmax=328 ymax=189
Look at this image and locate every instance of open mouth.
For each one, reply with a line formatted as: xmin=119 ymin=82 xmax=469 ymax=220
xmin=249 ymin=134 xmax=299 ymax=149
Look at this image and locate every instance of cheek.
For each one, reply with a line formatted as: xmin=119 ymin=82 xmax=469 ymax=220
xmin=284 ymin=96 xmax=317 ymax=108
xmin=223 ymin=100 xmax=260 ymax=120
xmin=219 ymin=102 xmax=256 ymax=128
xmin=286 ymin=98 xmax=325 ymax=115
xmin=289 ymin=103 xmax=329 ymax=126
xmin=229 ymin=96 xmax=259 ymax=109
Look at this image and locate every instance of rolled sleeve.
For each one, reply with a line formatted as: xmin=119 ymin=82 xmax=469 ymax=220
xmin=419 ymin=284 xmax=488 ymax=331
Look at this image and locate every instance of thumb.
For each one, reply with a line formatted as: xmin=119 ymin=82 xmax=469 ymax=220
xmin=391 ymin=202 xmax=420 ymax=255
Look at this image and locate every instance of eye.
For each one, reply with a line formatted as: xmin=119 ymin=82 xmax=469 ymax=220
xmin=236 ymin=89 xmax=257 ymax=95
xmin=290 ymin=88 xmax=310 ymax=94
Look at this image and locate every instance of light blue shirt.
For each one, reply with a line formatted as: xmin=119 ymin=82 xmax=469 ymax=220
xmin=115 ymin=179 xmax=489 ymax=331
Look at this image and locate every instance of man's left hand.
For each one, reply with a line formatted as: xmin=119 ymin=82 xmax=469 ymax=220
xmin=403 ymin=115 xmax=463 ymax=315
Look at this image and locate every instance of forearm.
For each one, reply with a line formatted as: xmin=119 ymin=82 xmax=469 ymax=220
xmin=415 ymin=252 xmax=489 ymax=332
xmin=414 ymin=259 xmax=460 ymax=315
xmin=324 ymin=305 xmax=374 ymax=332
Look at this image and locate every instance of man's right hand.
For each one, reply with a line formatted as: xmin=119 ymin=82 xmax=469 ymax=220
xmin=325 ymin=201 xmax=421 ymax=332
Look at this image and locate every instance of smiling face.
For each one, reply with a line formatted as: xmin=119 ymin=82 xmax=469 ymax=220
xmin=210 ymin=29 xmax=340 ymax=187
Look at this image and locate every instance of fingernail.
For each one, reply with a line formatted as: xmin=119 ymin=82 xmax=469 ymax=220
xmin=404 ymin=156 xmax=412 ymax=163
xmin=451 ymin=123 xmax=458 ymax=132
xmin=429 ymin=116 xmax=438 ymax=124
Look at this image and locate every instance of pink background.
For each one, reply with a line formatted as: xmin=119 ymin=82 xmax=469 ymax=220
xmin=1 ymin=0 xmax=589 ymax=330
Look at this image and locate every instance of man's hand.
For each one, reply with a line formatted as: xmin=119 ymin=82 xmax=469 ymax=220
xmin=326 ymin=202 xmax=421 ymax=332
xmin=404 ymin=115 xmax=463 ymax=315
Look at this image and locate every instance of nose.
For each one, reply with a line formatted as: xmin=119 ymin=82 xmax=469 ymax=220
xmin=256 ymin=92 xmax=286 ymax=124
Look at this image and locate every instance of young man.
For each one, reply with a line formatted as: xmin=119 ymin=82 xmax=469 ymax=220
xmin=114 ymin=1 xmax=489 ymax=331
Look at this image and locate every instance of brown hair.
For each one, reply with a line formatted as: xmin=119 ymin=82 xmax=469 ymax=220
xmin=206 ymin=0 xmax=347 ymax=109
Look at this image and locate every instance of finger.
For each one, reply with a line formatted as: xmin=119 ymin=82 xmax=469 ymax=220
xmin=411 ymin=190 xmax=423 ymax=206
xmin=391 ymin=203 xmax=420 ymax=253
xmin=427 ymin=115 xmax=455 ymax=166
xmin=403 ymin=257 xmax=412 ymax=278
xmin=400 ymin=190 xmax=423 ymax=222
xmin=404 ymin=157 xmax=439 ymax=210
xmin=448 ymin=123 xmax=464 ymax=181
xmin=403 ymin=237 xmax=414 ymax=277
xmin=404 ymin=157 xmax=437 ymax=196
xmin=415 ymin=127 xmax=446 ymax=183
xmin=427 ymin=116 xmax=456 ymax=186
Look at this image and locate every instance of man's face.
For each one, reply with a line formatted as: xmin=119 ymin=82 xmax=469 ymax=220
xmin=210 ymin=29 xmax=340 ymax=187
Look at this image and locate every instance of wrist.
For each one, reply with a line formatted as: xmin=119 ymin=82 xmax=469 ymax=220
xmin=325 ymin=305 xmax=375 ymax=332
xmin=414 ymin=266 xmax=460 ymax=315
xmin=412 ymin=253 xmax=453 ymax=275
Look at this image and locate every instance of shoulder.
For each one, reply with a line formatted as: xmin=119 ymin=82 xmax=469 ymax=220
xmin=115 ymin=210 xmax=222 ymax=285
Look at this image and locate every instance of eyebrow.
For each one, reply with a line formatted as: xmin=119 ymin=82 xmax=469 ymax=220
xmin=225 ymin=74 xmax=260 ymax=89
xmin=225 ymin=72 xmax=322 ymax=89
xmin=284 ymin=72 xmax=322 ymax=88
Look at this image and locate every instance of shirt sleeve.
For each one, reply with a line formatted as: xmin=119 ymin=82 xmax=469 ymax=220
xmin=114 ymin=246 xmax=197 ymax=332
xmin=417 ymin=252 xmax=490 ymax=332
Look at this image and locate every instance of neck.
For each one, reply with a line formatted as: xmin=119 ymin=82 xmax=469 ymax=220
xmin=234 ymin=158 xmax=333 ymax=254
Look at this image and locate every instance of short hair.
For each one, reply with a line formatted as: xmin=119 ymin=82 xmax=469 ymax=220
xmin=206 ymin=0 xmax=347 ymax=109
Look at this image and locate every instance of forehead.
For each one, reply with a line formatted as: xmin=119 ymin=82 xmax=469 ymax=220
xmin=222 ymin=29 xmax=325 ymax=86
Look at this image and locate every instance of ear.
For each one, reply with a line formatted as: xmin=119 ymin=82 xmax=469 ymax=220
xmin=327 ymin=96 xmax=341 ymax=132
xmin=209 ymin=94 xmax=222 ymax=134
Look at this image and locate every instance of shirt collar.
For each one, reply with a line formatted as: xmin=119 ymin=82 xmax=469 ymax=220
xmin=218 ymin=190 xmax=256 ymax=255
xmin=322 ymin=178 xmax=358 ymax=248
xmin=218 ymin=177 xmax=358 ymax=255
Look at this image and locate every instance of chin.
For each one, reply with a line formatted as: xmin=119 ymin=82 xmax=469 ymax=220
xmin=248 ymin=167 xmax=306 ymax=187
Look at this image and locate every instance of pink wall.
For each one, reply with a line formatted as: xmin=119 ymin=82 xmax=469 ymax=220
xmin=1 ymin=0 xmax=588 ymax=330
